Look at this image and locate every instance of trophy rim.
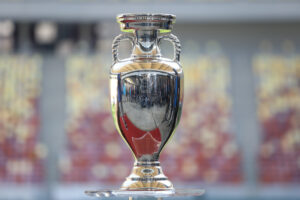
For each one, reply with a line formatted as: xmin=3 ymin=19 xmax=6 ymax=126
xmin=117 ymin=13 xmax=176 ymax=20
xmin=116 ymin=13 xmax=176 ymax=33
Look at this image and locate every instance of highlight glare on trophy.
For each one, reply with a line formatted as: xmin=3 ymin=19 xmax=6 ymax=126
xmin=110 ymin=14 xmax=183 ymax=192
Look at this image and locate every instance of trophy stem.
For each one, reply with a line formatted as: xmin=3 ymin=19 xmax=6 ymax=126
xmin=120 ymin=161 xmax=174 ymax=192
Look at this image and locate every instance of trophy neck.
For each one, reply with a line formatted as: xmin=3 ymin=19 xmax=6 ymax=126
xmin=132 ymin=30 xmax=161 ymax=58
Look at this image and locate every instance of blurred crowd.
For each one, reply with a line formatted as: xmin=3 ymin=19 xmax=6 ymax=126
xmin=0 ymin=20 xmax=299 ymax=188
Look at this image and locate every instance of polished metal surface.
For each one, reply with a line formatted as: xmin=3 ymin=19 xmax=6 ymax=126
xmin=110 ymin=70 xmax=182 ymax=161
xmin=117 ymin=13 xmax=176 ymax=33
xmin=109 ymin=13 xmax=182 ymax=191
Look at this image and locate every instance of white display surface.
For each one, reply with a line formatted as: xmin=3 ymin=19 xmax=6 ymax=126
xmin=85 ymin=188 xmax=205 ymax=199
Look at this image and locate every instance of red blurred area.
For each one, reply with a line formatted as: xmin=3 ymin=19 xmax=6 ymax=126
xmin=0 ymin=55 xmax=45 ymax=183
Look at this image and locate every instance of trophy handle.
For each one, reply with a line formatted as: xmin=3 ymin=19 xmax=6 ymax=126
xmin=112 ymin=34 xmax=135 ymax=63
xmin=158 ymin=34 xmax=181 ymax=62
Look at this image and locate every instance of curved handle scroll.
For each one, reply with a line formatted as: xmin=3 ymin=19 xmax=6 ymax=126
xmin=112 ymin=34 xmax=134 ymax=63
xmin=158 ymin=34 xmax=181 ymax=62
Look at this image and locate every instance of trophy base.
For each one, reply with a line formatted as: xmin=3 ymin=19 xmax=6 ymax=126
xmin=120 ymin=161 xmax=173 ymax=191
xmin=85 ymin=188 xmax=205 ymax=198
xmin=85 ymin=162 xmax=205 ymax=198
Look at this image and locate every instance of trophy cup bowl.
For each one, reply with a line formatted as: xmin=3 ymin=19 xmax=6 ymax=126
xmin=110 ymin=13 xmax=183 ymax=193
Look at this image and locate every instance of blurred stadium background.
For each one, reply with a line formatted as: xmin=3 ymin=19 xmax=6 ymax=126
xmin=0 ymin=0 xmax=300 ymax=200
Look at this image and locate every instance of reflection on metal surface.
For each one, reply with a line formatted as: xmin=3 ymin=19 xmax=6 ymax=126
xmin=111 ymin=70 xmax=182 ymax=161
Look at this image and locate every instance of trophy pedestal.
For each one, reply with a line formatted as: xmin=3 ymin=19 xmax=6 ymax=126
xmin=120 ymin=161 xmax=173 ymax=191
xmin=85 ymin=188 xmax=205 ymax=199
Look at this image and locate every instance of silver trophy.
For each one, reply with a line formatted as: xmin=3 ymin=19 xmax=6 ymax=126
xmin=85 ymin=13 xmax=205 ymax=198
xmin=109 ymin=13 xmax=183 ymax=193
